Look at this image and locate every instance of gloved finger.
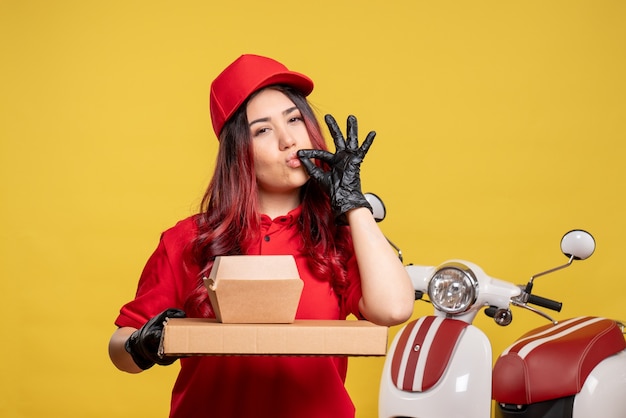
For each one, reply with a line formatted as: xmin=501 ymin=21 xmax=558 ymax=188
xmin=298 ymin=154 xmax=318 ymax=173
xmin=346 ymin=115 xmax=359 ymax=151
xmin=147 ymin=308 xmax=185 ymax=330
xmin=297 ymin=149 xmax=334 ymax=164
xmin=155 ymin=309 xmax=185 ymax=360
xmin=299 ymin=156 xmax=327 ymax=183
xmin=359 ymin=130 xmax=376 ymax=156
xmin=324 ymin=114 xmax=346 ymax=151
xmin=164 ymin=308 xmax=186 ymax=320
xmin=143 ymin=308 xmax=186 ymax=347
xmin=155 ymin=356 xmax=179 ymax=366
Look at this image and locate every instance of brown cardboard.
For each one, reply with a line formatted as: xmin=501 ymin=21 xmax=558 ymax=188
xmin=203 ymin=255 xmax=303 ymax=323
xmin=161 ymin=318 xmax=388 ymax=356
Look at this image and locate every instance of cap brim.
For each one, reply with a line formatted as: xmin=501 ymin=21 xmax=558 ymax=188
xmin=254 ymin=71 xmax=314 ymax=97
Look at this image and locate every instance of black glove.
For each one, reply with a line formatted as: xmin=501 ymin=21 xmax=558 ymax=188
xmin=125 ymin=308 xmax=186 ymax=370
xmin=297 ymin=114 xmax=374 ymax=224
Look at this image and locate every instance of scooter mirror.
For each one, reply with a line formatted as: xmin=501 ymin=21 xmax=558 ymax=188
xmin=365 ymin=192 xmax=386 ymax=222
xmin=561 ymin=229 xmax=595 ymax=260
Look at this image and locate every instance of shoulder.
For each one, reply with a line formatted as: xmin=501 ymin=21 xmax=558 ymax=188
xmin=160 ymin=214 xmax=201 ymax=248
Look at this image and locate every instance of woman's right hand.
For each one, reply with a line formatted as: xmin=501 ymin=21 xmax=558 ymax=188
xmin=122 ymin=308 xmax=186 ymax=370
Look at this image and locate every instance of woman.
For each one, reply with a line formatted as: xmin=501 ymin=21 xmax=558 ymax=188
xmin=108 ymin=54 xmax=414 ymax=418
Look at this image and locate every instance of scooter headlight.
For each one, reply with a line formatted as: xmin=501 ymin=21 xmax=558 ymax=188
xmin=428 ymin=262 xmax=478 ymax=314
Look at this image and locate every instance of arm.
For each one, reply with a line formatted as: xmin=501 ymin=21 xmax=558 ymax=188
xmin=109 ymin=327 xmax=142 ymax=373
xmin=110 ymin=225 xmax=196 ymax=373
xmin=298 ymin=114 xmax=414 ymax=326
xmin=347 ymin=207 xmax=414 ymax=326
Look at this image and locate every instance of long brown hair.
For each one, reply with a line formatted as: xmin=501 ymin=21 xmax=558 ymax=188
xmin=184 ymin=85 xmax=353 ymax=317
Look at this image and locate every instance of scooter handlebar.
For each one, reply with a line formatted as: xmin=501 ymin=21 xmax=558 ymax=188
xmin=527 ymin=294 xmax=563 ymax=312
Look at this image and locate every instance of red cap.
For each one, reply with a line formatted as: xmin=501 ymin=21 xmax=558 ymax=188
xmin=209 ymin=54 xmax=314 ymax=139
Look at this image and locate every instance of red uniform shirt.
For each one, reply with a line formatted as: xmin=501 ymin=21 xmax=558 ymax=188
xmin=115 ymin=206 xmax=364 ymax=418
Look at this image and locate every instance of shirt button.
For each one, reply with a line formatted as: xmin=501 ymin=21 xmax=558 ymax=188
xmin=264 ymin=235 xmax=270 ymax=242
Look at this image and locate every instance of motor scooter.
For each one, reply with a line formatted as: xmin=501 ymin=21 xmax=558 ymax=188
xmin=366 ymin=194 xmax=626 ymax=418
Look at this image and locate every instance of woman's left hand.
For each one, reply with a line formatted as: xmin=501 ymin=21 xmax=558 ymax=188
xmin=297 ymin=114 xmax=374 ymax=223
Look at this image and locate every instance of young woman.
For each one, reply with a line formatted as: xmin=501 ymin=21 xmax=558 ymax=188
xmin=108 ymin=54 xmax=414 ymax=418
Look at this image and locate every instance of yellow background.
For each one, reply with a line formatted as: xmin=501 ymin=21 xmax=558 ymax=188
xmin=1 ymin=1 xmax=625 ymax=417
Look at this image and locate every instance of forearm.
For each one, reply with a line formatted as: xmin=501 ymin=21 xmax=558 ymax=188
xmin=108 ymin=327 xmax=142 ymax=373
xmin=346 ymin=207 xmax=414 ymax=326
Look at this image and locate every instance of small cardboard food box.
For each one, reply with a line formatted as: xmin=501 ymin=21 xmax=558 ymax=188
xmin=161 ymin=255 xmax=389 ymax=356
xmin=203 ymin=255 xmax=303 ymax=323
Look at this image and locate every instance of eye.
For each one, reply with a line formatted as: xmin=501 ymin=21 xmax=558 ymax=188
xmin=252 ymin=126 xmax=270 ymax=137
xmin=285 ymin=108 xmax=304 ymax=124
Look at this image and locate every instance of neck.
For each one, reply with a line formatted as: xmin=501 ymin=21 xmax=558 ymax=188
xmin=258 ymin=189 xmax=301 ymax=219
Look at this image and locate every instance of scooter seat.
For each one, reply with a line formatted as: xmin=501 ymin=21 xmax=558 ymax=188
xmin=492 ymin=316 xmax=625 ymax=405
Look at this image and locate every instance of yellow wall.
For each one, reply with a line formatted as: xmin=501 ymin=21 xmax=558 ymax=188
xmin=1 ymin=1 xmax=625 ymax=417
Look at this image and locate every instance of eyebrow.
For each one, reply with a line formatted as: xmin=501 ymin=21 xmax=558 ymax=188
xmin=248 ymin=106 xmax=299 ymax=127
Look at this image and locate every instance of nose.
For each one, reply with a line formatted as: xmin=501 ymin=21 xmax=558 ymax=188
xmin=277 ymin=126 xmax=296 ymax=150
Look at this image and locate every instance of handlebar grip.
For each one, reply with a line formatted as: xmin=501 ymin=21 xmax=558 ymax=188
xmin=527 ymin=294 xmax=563 ymax=312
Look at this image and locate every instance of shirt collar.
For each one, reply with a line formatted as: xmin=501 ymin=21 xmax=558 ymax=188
xmin=260 ymin=205 xmax=302 ymax=229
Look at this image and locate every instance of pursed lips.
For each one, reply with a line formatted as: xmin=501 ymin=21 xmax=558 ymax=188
xmin=286 ymin=151 xmax=302 ymax=168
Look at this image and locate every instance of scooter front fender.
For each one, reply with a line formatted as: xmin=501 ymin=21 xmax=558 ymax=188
xmin=379 ymin=317 xmax=492 ymax=418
